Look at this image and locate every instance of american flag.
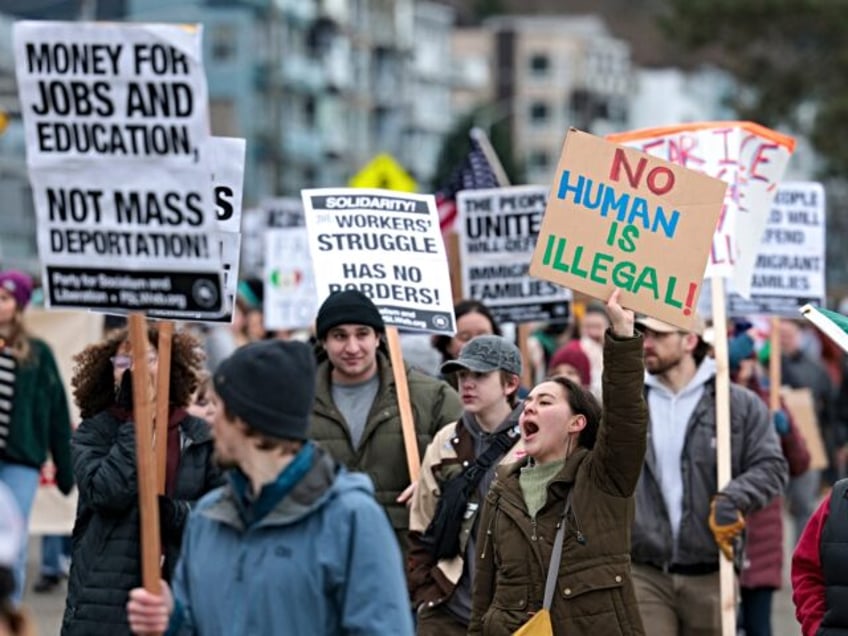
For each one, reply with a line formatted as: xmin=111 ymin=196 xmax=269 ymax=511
xmin=436 ymin=135 xmax=501 ymax=233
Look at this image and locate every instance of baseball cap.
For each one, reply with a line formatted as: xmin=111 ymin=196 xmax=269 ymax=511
xmin=635 ymin=314 xmax=706 ymax=337
xmin=441 ymin=335 xmax=522 ymax=376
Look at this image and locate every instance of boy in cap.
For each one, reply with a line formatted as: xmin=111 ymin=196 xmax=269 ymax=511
xmin=126 ymin=340 xmax=413 ymax=635
xmin=407 ymin=335 xmax=524 ymax=635
xmin=310 ymin=290 xmax=462 ymax=555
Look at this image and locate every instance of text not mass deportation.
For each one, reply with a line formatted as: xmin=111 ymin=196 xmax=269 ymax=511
xmin=37 ymin=121 xmax=192 ymax=156
xmin=51 ymin=229 xmax=208 ymax=258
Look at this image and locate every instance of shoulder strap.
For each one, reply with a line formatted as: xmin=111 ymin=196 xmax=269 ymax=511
xmin=543 ymin=488 xmax=573 ymax=610
xmin=462 ymin=424 xmax=521 ymax=489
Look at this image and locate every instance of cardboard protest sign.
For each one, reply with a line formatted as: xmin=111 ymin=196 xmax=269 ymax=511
xmin=607 ymin=122 xmax=795 ymax=298
xmin=782 ymin=386 xmax=828 ymax=470
xmin=241 ymin=197 xmax=303 ymax=278
xmin=14 ymin=21 xmax=223 ymax=315
xmin=302 ymin=188 xmax=455 ymax=334
xmin=458 ymin=186 xmax=571 ymax=324
xmin=727 ymin=182 xmax=825 ymax=317
xmin=529 ymin=129 xmax=726 ymax=330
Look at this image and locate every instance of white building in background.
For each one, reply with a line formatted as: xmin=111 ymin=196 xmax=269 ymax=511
xmin=451 ymin=15 xmax=633 ymax=187
xmin=402 ymin=1 xmax=456 ymax=186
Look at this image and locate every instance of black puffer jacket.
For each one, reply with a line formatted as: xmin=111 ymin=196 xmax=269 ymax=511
xmin=61 ymin=410 xmax=222 ymax=636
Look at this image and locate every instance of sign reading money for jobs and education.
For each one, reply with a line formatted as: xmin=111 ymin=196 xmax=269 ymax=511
xmin=13 ymin=21 xmax=223 ymax=315
xmin=727 ymin=182 xmax=826 ymax=317
xmin=458 ymin=186 xmax=571 ymax=324
xmin=529 ymin=129 xmax=727 ymax=330
xmin=302 ymin=188 xmax=456 ymax=335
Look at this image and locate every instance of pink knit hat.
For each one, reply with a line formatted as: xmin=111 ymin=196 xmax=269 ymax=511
xmin=548 ymin=341 xmax=591 ymax=388
xmin=0 ymin=270 xmax=33 ymax=311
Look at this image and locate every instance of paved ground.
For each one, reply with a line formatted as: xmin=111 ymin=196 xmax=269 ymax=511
xmin=23 ymin=529 xmax=803 ymax=635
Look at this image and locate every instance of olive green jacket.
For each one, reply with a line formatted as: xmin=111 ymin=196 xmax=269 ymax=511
xmin=470 ymin=333 xmax=647 ymax=636
xmin=310 ymin=350 xmax=462 ymax=553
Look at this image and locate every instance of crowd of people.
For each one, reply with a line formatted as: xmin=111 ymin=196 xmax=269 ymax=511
xmin=2 ymin=266 xmax=848 ymax=635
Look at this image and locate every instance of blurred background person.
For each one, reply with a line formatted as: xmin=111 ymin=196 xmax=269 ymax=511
xmin=0 ymin=480 xmax=33 ymax=636
xmin=728 ymin=328 xmax=810 ymax=636
xmin=62 ymin=325 xmax=222 ymax=636
xmin=548 ymin=340 xmax=592 ymax=392
xmin=0 ymin=270 xmax=73 ymax=604
xmin=578 ymin=301 xmax=609 ymax=397
xmin=778 ymin=318 xmax=836 ymax=541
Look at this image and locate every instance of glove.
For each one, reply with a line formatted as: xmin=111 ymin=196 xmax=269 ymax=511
xmin=709 ymin=495 xmax=745 ymax=561
xmin=158 ymin=495 xmax=188 ymax=544
xmin=773 ymin=410 xmax=790 ymax=437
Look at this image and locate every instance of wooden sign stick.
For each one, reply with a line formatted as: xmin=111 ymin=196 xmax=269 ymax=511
xmin=769 ymin=316 xmax=782 ymax=413
xmin=155 ymin=321 xmax=174 ymax=496
xmin=385 ymin=326 xmax=420 ymax=482
xmin=127 ymin=313 xmax=162 ymax=608
xmin=710 ymin=277 xmax=736 ymax=636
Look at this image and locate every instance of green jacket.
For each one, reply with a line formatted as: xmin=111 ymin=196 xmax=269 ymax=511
xmin=310 ymin=350 xmax=462 ymax=553
xmin=470 ymin=333 xmax=647 ymax=636
xmin=2 ymin=337 xmax=73 ymax=493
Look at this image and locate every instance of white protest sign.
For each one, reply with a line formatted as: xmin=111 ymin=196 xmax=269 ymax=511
xmin=301 ymin=188 xmax=456 ymax=335
xmin=211 ymin=137 xmax=245 ymax=234
xmin=608 ymin=123 xmax=795 ymax=298
xmin=264 ymin=228 xmax=317 ymax=330
xmin=14 ymin=21 xmax=209 ymax=169
xmin=458 ymin=186 xmax=571 ymax=324
xmin=727 ymin=182 xmax=825 ymax=317
xmin=14 ymin=21 xmax=223 ymax=315
xmin=29 ymin=165 xmax=221 ymax=313
xmin=146 ymin=136 xmax=245 ymax=322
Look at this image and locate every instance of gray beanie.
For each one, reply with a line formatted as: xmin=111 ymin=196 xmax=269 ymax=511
xmin=213 ymin=340 xmax=315 ymax=440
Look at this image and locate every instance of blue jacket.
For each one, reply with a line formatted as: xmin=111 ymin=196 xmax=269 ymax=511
xmin=168 ymin=446 xmax=413 ymax=635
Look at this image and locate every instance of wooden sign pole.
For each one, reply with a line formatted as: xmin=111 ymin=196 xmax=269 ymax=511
xmin=155 ymin=321 xmax=174 ymax=496
xmin=385 ymin=326 xmax=421 ymax=482
xmin=127 ymin=313 xmax=162 ymax=612
xmin=710 ymin=278 xmax=736 ymax=636
xmin=769 ymin=316 xmax=782 ymax=413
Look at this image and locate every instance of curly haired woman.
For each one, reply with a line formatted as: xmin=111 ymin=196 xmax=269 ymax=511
xmin=61 ymin=325 xmax=222 ymax=636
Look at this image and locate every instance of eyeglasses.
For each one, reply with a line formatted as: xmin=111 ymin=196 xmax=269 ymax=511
xmin=110 ymin=353 xmax=157 ymax=369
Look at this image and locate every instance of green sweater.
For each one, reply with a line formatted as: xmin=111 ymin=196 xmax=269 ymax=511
xmin=519 ymin=458 xmax=565 ymax=519
xmin=1 ymin=338 xmax=73 ymax=493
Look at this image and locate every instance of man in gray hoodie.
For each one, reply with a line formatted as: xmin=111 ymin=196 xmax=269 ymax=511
xmin=629 ymin=316 xmax=787 ymax=635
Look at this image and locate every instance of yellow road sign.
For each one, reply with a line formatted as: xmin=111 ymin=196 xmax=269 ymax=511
xmin=348 ymin=154 xmax=417 ymax=192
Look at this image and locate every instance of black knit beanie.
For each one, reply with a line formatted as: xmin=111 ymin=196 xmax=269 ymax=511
xmin=213 ymin=340 xmax=315 ymax=440
xmin=315 ymin=290 xmax=385 ymax=340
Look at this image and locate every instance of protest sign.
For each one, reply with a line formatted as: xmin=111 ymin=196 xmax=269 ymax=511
xmin=264 ymin=227 xmax=317 ymax=330
xmin=607 ymin=122 xmax=795 ymax=298
xmin=301 ymin=188 xmax=455 ymax=334
xmin=14 ymin=21 xmax=223 ymax=315
xmin=458 ymin=186 xmax=571 ymax=324
xmin=14 ymin=21 xmax=209 ymax=168
xmin=241 ymin=197 xmax=303 ymax=278
xmin=529 ymin=129 xmax=726 ymax=330
xmin=727 ymin=182 xmax=825 ymax=316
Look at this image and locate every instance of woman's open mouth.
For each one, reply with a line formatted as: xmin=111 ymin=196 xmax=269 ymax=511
xmin=522 ymin=421 xmax=539 ymax=438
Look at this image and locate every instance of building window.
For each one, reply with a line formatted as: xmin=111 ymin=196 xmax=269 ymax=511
xmin=529 ymin=102 xmax=549 ymax=124
xmin=528 ymin=150 xmax=549 ymax=171
xmin=211 ymin=24 xmax=237 ymax=62
xmin=529 ymin=54 xmax=549 ymax=76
